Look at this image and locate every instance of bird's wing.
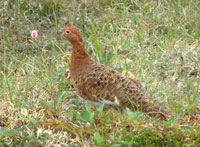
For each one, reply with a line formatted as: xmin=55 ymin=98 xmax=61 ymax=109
xmin=79 ymin=64 xmax=141 ymax=108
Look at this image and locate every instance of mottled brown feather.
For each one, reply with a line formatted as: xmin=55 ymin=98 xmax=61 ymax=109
xmin=63 ymin=27 xmax=170 ymax=120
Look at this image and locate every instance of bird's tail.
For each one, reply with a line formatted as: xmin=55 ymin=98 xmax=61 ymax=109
xmin=127 ymin=96 xmax=170 ymax=121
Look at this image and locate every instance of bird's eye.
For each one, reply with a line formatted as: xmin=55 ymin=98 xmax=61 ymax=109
xmin=65 ymin=30 xmax=71 ymax=34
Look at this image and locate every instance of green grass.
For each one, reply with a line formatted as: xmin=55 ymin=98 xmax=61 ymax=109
xmin=1 ymin=0 xmax=200 ymax=146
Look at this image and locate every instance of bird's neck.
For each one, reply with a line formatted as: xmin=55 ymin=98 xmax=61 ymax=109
xmin=70 ymin=43 xmax=93 ymax=76
xmin=71 ymin=43 xmax=89 ymax=60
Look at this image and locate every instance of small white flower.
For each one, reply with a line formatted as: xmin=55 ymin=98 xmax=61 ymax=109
xmin=31 ymin=30 xmax=38 ymax=40
xmin=21 ymin=108 xmax=28 ymax=116
xmin=148 ymin=123 xmax=153 ymax=127
xmin=37 ymin=128 xmax=42 ymax=137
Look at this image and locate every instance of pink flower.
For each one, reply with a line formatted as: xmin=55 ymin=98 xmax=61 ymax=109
xmin=31 ymin=30 xmax=38 ymax=40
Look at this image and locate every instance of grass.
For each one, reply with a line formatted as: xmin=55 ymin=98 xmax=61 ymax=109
xmin=1 ymin=0 xmax=200 ymax=146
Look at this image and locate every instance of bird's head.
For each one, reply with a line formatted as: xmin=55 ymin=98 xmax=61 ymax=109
xmin=63 ymin=27 xmax=83 ymax=45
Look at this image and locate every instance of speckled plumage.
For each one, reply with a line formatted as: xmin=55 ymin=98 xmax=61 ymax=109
xmin=63 ymin=27 xmax=170 ymax=120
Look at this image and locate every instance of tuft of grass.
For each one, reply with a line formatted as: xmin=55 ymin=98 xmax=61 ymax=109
xmin=1 ymin=0 xmax=200 ymax=146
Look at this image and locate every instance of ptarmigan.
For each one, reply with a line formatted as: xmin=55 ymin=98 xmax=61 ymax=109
xmin=63 ymin=27 xmax=170 ymax=120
